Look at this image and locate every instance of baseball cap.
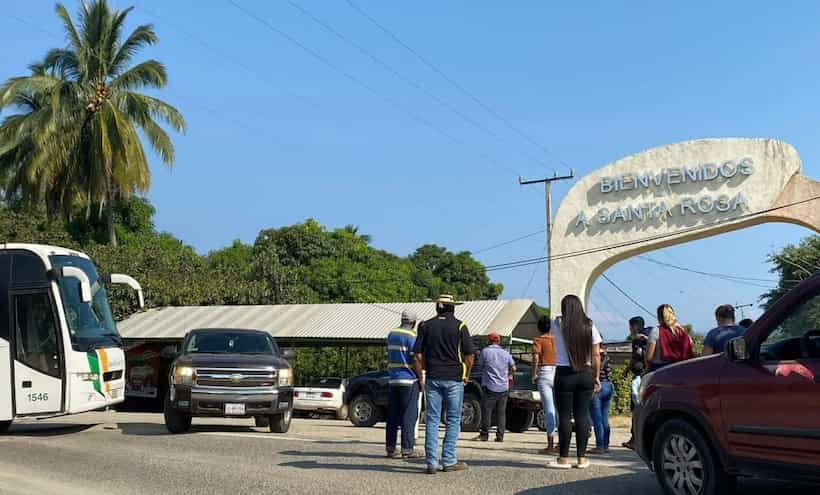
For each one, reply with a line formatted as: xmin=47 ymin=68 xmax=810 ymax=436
xmin=401 ymin=310 xmax=418 ymax=322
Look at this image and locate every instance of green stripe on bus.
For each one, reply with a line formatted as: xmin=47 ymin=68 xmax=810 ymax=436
xmin=87 ymin=352 xmax=103 ymax=395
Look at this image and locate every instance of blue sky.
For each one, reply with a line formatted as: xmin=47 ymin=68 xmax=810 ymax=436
xmin=3 ymin=1 xmax=819 ymax=340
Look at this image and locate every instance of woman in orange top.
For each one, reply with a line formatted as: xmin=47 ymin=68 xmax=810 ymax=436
xmin=532 ymin=315 xmax=558 ymax=453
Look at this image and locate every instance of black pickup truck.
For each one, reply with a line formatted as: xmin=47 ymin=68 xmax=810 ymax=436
xmin=345 ymin=352 xmax=543 ymax=433
xmin=163 ymin=328 xmax=296 ymax=434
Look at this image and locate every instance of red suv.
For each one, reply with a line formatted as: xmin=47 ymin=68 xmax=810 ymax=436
xmin=634 ymin=274 xmax=820 ymax=495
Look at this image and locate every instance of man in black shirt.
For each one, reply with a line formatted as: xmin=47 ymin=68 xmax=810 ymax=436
xmin=622 ymin=316 xmax=651 ymax=449
xmin=413 ymin=295 xmax=475 ymax=474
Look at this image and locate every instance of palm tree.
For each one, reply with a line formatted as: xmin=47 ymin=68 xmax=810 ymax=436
xmin=0 ymin=0 xmax=185 ymax=245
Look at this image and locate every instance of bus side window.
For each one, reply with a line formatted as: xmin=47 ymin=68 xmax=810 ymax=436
xmin=11 ymin=252 xmax=48 ymax=285
xmin=0 ymin=253 xmax=9 ymax=341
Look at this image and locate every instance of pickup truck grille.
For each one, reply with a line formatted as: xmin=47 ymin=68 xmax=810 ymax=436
xmin=195 ymin=368 xmax=277 ymax=388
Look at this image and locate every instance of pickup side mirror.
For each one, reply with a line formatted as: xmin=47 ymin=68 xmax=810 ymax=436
xmin=282 ymin=349 xmax=296 ymax=360
xmin=727 ymin=337 xmax=750 ymax=362
xmin=160 ymin=345 xmax=178 ymax=360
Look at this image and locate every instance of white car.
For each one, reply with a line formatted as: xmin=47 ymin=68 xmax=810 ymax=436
xmin=294 ymin=378 xmax=347 ymax=420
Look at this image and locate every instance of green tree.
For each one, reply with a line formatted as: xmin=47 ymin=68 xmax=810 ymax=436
xmin=0 ymin=0 xmax=185 ymax=245
xmin=764 ymin=235 xmax=820 ymax=340
xmin=411 ymin=244 xmax=503 ymax=300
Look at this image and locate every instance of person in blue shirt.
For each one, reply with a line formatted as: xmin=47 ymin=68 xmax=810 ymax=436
xmin=385 ymin=310 xmax=422 ymax=459
xmin=703 ymin=304 xmax=747 ymax=355
xmin=475 ymin=332 xmax=515 ymax=442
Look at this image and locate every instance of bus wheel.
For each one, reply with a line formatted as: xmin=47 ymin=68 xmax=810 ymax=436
xmin=0 ymin=421 xmax=11 ymax=433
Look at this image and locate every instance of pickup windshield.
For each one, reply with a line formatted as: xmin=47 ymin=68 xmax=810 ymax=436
xmin=50 ymin=255 xmax=120 ymax=351
xmin=185 ymin=332 xmax=278 ymax=355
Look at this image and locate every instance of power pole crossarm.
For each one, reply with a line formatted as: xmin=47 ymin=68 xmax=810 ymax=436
xmin=519 ymin=171 xmax=575 ymax=307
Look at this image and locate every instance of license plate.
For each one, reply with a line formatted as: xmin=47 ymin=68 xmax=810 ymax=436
xmin=225 ymin=403 xmax=246 ymax=415
xmin=307 ymin=393 xmax=320 ymax=399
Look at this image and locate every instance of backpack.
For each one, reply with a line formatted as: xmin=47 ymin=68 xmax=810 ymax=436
xmin=658 ymin=325 xmax=694 ymax=362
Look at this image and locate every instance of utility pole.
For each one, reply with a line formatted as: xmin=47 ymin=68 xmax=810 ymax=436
xmin=519 ymin=171 xmax=574 ymax=309
xmin=734 ymin=302 xmax=753 ymax=319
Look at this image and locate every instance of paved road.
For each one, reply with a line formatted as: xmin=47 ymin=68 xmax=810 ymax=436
xmin=0 ymin=412 xmax=815 ymax=495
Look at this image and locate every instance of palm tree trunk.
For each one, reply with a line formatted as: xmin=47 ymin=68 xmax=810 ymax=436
xmin=106 ymin=186 xmax=117 ymax=247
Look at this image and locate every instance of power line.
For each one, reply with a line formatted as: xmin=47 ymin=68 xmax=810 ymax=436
xmin=133 ymin=2 xmax=322 ymax=111
xmin=601 ymin=273 xmax=653 ymax=318
xmin=638 ymin=255 xmax=777 ymax=283
xmin=226 ymin=0 xmax=523 ymax=179
xmin=344 ymin=0 xmax=571 ymax=170
xmin=285 ymin=0 xmax=552 ymax=171
xmin=484 ymin=194 xmax=820 ymax=272
xmin=472 ymin=228 xmax=546 ymax=255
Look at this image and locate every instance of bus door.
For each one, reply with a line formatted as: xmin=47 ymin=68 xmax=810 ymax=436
xmin=10 ymin=289 xmax=64 ymax=415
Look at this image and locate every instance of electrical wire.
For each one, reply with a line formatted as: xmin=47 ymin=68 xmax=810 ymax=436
xmin=226 ymin=0 xmax=524 ymax=179
xmin=344 ymin=0 xmax=571 ymax=170
xmin=472 ymin=228 xmax=546 ymax=255
xmin=484 ymin=194 xmax=820 ymax=272
xmin=285 ymin=0 xmax=553 ymax=171
xmin=601 ymin=273 xmax=654 ymax=318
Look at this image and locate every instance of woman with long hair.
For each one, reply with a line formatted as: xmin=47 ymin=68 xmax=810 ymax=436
xmin=546 ymin=295 xmax=602 ymax=470
xmin=646 ymin=304 xmax=694 ymax=372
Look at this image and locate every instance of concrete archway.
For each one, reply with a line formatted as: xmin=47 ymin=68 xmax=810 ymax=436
xmin=549 ymin=138 xmax=820 ymax=312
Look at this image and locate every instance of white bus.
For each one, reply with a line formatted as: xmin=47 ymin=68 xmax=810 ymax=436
xmin=0 ymin=244 xmax=144 ymax=432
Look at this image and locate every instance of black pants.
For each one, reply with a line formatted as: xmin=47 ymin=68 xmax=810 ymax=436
xmin=479 ymin=387 xmax=508 ymax=439
xmin=554 ymin=366 xmax=595 ymax=458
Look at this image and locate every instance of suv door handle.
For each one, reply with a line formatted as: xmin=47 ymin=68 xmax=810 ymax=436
xmin=22 ymin=381 xmax=32 ymax=388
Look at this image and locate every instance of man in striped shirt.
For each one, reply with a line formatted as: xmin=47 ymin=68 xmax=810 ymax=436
xmin=385 ymin=310 xmax=422 ymax=459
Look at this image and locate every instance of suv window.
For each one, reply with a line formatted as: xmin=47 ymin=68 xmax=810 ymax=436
xmin=761 ymin=293 xmax=820 ymax=361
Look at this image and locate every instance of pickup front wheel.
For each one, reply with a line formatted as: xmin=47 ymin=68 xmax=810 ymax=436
xmin=349 ymin=395 xmax=379 ymax=427
xmin=269 ymin=409 xmax=292 ymax=433
xmin=163 ymin=392 xmax=192 ymax=434
xmin=652 ymin=419 xmax=734 ymax=495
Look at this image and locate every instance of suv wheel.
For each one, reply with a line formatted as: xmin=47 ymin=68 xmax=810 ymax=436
xmin=653 ymin=419 xmax=733 ymax=495
xmin=269 ymin=409 xmax=292 ymax=433
xmin=461 ymin=393 xmax=481 ymax=432
xmin=0 ymin=420 xmax=11 ymax=434
xmin=163 ymin=392 xmax=192 ymax=434
xmin=349 ymin=395 xmax=379 ymax=427
xmin=507 ymin=407 xmax=534 ymax=433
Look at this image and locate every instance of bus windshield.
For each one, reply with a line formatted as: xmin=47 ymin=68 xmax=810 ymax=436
xmin=50 ymin=255 xmax=120 ymax=351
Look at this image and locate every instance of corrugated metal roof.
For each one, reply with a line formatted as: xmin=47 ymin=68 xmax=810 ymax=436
xmin=118 ymin=300 xmax=538 ymax=342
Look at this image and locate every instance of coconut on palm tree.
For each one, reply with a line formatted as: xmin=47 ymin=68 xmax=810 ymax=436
xmin=0 ymin=0 xmax=185 ymax=245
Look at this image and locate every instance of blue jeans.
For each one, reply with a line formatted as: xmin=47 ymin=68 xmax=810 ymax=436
xmin=424 ymin=379 xmax=463 ymax=469
xmin=536 ymin=367 xmax=557 ymax=437
xmin=589 ymin=380 xmax=614 ymax=449
xmin=386 ymin=383 xmax=420 ymax=454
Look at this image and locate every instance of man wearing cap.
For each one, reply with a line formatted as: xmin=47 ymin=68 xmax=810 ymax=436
xmin=385 ymin=310 xmax=422 ymax=459
xmin=413 ymin=295 xmax=475 ymax=474
xmin=476 ymin=332 xmax=515 ymax=442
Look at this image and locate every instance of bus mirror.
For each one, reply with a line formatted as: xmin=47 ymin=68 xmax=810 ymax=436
xmin=59 ymin=267 xmax=93 ymax=303
xmin=109 ymin=274 xmax=145 ymax=309
xmin=728 ymin=337 xmax=750 ymax=362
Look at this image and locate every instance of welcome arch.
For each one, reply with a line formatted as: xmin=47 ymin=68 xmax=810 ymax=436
xmin=549 ymin=138 xmax=820 ymax=312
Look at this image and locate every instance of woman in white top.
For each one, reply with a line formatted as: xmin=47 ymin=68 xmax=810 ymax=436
xmin=547 ymin=295 xmax=602 ymax=470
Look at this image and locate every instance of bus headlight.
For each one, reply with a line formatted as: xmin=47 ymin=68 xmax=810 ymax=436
xmin=172 ymin=366 xmax=196 ymax=386
xmin=278 ymin=368 xmax=293 ymax=387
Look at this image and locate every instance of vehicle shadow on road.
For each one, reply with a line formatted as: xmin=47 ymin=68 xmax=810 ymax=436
xmin=516 ymin=472 xmax=656 ymax=495
xmin=3 ymin=423 xmax=96 ymax=437
xmin=279 ymin=460 xmax=422 ymax=474
xmin=280 ymin=450 xmax=387 ymax=460
xmin=116 ymin=422 xmax=262 ymax=436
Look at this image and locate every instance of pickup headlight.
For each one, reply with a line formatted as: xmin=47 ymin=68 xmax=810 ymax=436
xmin=172 ymin=366 xmax=196 ymax=386
xmin=278 ymin=368 xmax=293 ymax=387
